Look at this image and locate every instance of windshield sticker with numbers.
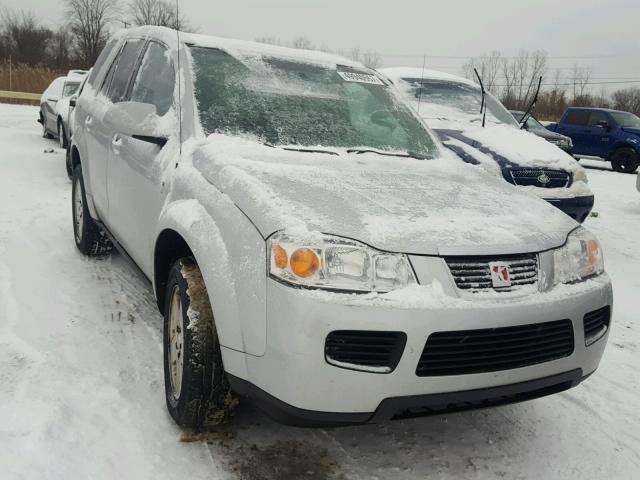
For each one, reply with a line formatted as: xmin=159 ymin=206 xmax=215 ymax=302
xmin=337 ymin=71 xmax=385 ymax=85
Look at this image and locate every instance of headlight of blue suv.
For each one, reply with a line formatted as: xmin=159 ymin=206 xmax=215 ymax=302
xmin=268 ymin=232 xmax=416 ymax=292
xmin=553 ymin=227 xmax=604 ymax=284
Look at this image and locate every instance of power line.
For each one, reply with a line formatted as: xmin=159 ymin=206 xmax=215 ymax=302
xmin=380 ymin=53 xmax=640 ymax=60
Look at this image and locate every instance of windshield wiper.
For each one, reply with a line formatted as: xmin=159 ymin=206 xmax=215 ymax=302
xmin=263 ymin=143 xmax=339 ymax=156
xmin=473 ymin=68 xmax=487 ymax=128
xmin=346 ymin=148 xmax=427 ymax=160
xmin=519 ymin=76 xmax=543 ymax=129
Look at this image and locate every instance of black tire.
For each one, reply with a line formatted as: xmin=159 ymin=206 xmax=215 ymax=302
xmin=40 ymin=111 xmax=53 ymax=139
xmin=610 ymin=147 xmax=639 ymax=174
xmin=65 ymin=147 xmax=73 ymax=178
xmin=58 ymin=120 xmax=68 ymax=148
xmin=163 ymin=258 xmax=235 ymax=428
xmin=72 ymin=163 xmax=113 ymax=256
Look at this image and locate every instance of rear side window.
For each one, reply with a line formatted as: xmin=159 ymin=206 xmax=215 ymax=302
xmin=106 ymin=39 xmax=145 ymax=103
xmin=88 ymin=39 xmax=118 ymax=87
xmin=130 ymin=41 xmax=176 ymax=116
xmin=564 ymin=110 xmax=589 ymax=126
xmin=588 ymin=111 xmax=608 ymax=127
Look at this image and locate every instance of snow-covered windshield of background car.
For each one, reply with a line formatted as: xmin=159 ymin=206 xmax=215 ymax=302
xmin=189 ymin=47 xmax=438 ymax=158
xmin=610 ymin=111 xmax=640 ymax=129
xmin=403 ymin=79 xmax=519 ymax=127
xmin=512 ymin=111 xmax=547 ymax=132
xmin=62 ymin=82 xmax=80 ymax=98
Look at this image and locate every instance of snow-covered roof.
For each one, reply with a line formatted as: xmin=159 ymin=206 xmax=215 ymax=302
xmin=119 ymin=26 xmax=369 ymax=71
xmin=380 ymin=67 xmax=478 ymax=88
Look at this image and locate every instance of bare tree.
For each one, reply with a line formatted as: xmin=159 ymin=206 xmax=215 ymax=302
xmin=570 ymin=64 xmax=592 ymax=100
xmin=289 ymin=36 xmax=313 ymax=50
xmin=66 ymin=0 xmax=118 ymax=67
xmin=0 ymin=8 xmax=52 ymax=65
xmin=461 ymin=50 xmax=501 ymax=92
xmin=128 ymin=0 xmax=192 ymax=30
xmin=612 ymin=87 xmax=640 ymax=116
xmin=361 ymin=50 xmax=382 ymax=69
xmin=255 ymin=36 xmax=282 ymax=46
xmin=48 ymin=28 xmax=74 ymax=70
xmin=501 ymin=50 xmax=547 ymax=109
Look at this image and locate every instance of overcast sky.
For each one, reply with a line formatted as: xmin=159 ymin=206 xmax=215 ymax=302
xmin=3 ymin=0 xmax=640 ymax=91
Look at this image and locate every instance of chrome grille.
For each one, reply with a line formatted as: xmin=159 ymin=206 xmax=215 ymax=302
xmin=508 ymin=168 xmax=571 ymax=188
xmin=445 ymin=254 xmax=538 ymax=291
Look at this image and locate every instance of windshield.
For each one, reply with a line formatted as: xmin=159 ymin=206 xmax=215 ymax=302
xmin=402 ymin=79 xmax=519 ymax=127
xmin=62 ymin=82 xmax=80 ymax=98
xmin=610 ymin=111 xmax=640 ymax=129
xmin=189 ymin=47 xmax=438 ymax=158
xmin=511 ymin=110 xmax=546 ymax=132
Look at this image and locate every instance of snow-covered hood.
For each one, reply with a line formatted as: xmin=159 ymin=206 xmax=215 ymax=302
xmin=435 ymin=123 xmax=580 ymax=172
xmin=190 ymin=135 xmax=577 ymax=256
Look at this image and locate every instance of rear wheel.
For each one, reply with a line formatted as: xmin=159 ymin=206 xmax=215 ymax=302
xmin=610 ymin=147 xmax=639 ymax=174
xmin=163 ymin=258 xmax=235 ymax=428
xmin=72 ymin=164 xmax=112 ymax=256
xmin=58 ymin=120 xmax=68 ymax=148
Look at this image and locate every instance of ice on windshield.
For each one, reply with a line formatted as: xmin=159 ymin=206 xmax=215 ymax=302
xmin=188 ymin=47 xmax=438 ymax=158
xmin=401 ymin=79 xmax=519 ymax=128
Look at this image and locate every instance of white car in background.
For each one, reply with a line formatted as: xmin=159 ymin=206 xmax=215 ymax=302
xmin=70 ymin=27 xmax=612 ymax=428
xmin=380 ymin=68 xmax=595 ymax=223
xmin=39 ymin=70 xmax=87 ymax=148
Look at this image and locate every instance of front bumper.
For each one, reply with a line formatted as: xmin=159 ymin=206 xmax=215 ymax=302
xmin=226 ymin=274 xmax=612 ymax=426
xmin=544 ymin=195 xmax=594 ymax=223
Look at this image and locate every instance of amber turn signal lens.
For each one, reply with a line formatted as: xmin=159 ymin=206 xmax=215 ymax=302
xmin=290 ymin=248 xmax=320 ymax=278
xmin=273 ymin=244 xmax=288 ymax=269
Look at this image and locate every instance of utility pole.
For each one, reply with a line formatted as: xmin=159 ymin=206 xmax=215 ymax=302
xmin=9 ymin=55 xmax=12 ymax=91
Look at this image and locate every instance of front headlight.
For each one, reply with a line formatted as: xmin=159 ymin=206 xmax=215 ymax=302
xmin=268 ymin=232 xmax=416 ymax=292
xmin=553 ymin=227 xmax=604 ymax=284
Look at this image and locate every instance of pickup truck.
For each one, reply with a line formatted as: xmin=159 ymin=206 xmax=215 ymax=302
xmin=547 ymin=107 xmax=640 ymax=173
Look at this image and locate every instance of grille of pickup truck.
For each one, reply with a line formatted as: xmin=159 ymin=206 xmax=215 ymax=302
xmin=508 ymin=168 xmax=571 ymax=188
xmin=325 ymin=331 xmax=407 ymax=373
xmin=445 ymin=254 xmax=538 ymax=291
xmin=416 ymin=319 xmax=575 ymax=376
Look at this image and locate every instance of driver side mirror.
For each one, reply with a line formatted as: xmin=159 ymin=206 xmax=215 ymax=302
xmin=104 ymin=101 xmax=169 ymax=147
xmin=69 ymin=97 xmax=77 ymax=108
xmin=596 ymin=120 xmax=610 ymax=130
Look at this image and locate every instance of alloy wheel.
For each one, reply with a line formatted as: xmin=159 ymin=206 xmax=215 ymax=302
xmin=168 ymin=286 xmax=184 ymax=400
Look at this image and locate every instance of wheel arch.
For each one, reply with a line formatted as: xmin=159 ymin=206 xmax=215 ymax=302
xmin=153 ymin=198 xmax=262 ymax=359
xmin=153 ymin=228 xmax=195 ymax=314
xmin=608 ymin=141 xmax=640 ymax=159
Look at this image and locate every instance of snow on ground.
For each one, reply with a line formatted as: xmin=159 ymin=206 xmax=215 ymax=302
xmin=0 ymin=103 xmax=638 ymax=479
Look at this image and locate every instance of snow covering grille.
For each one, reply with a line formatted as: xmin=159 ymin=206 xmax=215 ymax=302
xmin=325 ymin=331 xmax=407 ymax=373
xmin=445 ymin=254 xmax=538 ymax=291
xmin=508 ymin=168 xmax=571 ymax=188
xmin=416 ymin=319 xmax=575 ymax=376
xmin=583 ymin=306 xmax=610 ymax=346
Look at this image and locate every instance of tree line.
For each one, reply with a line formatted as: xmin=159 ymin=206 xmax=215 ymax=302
xmin=462 ymin=50 xmax=640 ymax=119
xmin=0 ymin=0 xmax=190 ymax=71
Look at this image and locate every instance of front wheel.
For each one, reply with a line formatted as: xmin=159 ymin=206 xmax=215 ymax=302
xmin=610 ymin=147 xmax=639 ymax=174
xmin=41 ymin=111 xmax=53 ymax=139
xmin=163 ymin=258 xmax=235 ymax=428
xmin=72 ymin=164 xmax=113 ymax=256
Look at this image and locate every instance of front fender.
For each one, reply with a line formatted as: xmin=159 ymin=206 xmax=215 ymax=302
xmin=609 ymin=137 xmax=640 ymax=158
xmin=156 ymin=179 xmax=267 ymax=360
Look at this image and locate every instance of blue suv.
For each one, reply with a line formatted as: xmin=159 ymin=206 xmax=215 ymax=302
xmin=547 ymin=107 xmax=640 ymax=173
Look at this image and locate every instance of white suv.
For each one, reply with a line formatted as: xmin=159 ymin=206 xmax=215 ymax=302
xmin=70 ymin=27 xmax=612 ymax=428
